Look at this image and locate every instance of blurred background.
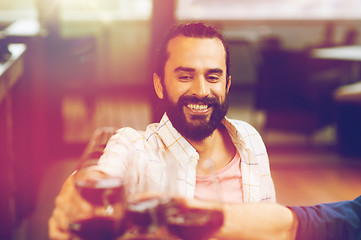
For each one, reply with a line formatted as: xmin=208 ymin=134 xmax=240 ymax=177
xmin=1 ymin=0 xmax=361 ymax=239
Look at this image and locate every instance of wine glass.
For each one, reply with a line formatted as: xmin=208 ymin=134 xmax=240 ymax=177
xmin=123 ymin=148 xmax=169 ymax=239
xmin=80 ymin=127 xmax=116 ymax=161
xmin=68 ymin=159 xmax=127 ymax=240
xmin=164 ymin=159 xmax=224 ymax=240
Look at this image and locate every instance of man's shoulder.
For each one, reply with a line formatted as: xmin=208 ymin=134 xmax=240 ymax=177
xmin=112 ymin=122 xmax=159 ymax=140
xmin=226 ymin=118 xmax=259 ymax=133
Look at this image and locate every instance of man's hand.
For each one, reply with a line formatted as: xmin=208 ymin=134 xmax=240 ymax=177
xmin=48 ymin=173 xmax=95 ymax=240
xmin=183 ymin=198 xmax=298 ymax=240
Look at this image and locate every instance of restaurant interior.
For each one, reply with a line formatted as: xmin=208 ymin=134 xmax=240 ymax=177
xmin=1 ymin=0 xmax=361 ymax=239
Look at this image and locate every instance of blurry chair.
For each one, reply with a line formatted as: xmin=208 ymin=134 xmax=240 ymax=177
xmin=254 ymin=46 xmax=335 ymax=139
xmin=340 ymin=28 xmax=359 ymax=46
xmin=227 ymin=39 xmax=260 ymax=90
xmin=333 ymin=81 xmax=361 ymax=157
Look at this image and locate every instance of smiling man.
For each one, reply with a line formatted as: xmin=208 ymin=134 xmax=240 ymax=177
xmin=49 ymin=22 xmax=275 ymax=239
xmin=149 ymin=23 xmax=275 ymax=202
xmin=155 ymin=36 xmax=230 ymax=142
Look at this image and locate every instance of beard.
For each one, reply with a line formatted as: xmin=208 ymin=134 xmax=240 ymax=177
xmin=163 ymin=92 xmax=229 ymax=141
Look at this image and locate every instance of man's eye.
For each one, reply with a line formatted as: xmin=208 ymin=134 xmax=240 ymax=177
xmin=207 ymin=75 xmax=220 ymax=82
xmin=178 ymin=75 xmax=192 ymax=81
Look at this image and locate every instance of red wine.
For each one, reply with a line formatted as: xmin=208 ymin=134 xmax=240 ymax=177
xmin=126 ymin=197 xmax=166 ymax=228
xmin=69 ymin=216 xmax=126 ymax=240
xmin=75 ymin=178 xmax=124 ymax=206
xmin=165 ymin=206 xmax=224 ymax=240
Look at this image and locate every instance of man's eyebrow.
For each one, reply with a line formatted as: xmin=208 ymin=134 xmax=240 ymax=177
xmin=174 ymin=67 xmax=224 ymax=75
xmin=207 ymin=68 xmax=223 ymax=75
xmin=174 ymin=66 xmax=196 ymax=73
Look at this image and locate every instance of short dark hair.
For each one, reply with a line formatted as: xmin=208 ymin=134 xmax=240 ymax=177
xmin=155 ymin=22 xmax=230 ymax=85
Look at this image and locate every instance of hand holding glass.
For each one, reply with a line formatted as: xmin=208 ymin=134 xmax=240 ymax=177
xmin=69 ymin=160 xmax=127 ymax=240
xmin=164 ymin=159 xmax=224 ymax=240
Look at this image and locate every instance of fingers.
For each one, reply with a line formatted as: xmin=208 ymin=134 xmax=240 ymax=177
xmin=48 ymin=175 xmax=94 ymax=239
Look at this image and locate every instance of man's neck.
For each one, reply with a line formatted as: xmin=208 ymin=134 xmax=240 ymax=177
xmin=187 ymin=130 xmax=218 ymax=157
xmin=187 ymin=124 xmax=236 ymax=172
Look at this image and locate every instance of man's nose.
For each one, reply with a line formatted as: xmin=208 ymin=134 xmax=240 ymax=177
xmin=191 ymin=76 xmax=210 ymax=98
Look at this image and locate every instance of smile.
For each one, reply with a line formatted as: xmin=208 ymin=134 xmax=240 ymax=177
xmin=187 ymin=104 xmax=208 ymax=110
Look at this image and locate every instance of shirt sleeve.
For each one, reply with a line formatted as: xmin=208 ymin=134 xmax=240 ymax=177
xmin=244 ymin=122 xmax=276 ymax=202
xmin=253 ymin=130 xmax=276 ymax=202
xmin=229 ymin=118 xmax=276 ymax=203
xmin=288 ymin=195 xmax=361 ymax=240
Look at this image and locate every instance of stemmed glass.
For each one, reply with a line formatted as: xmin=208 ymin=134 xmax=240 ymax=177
xmin=163 ymin=159 xmax=224 ymax=240
xmin=80 ymin=127 xmax=116 ymax=161
xmin=121 ymin=147 xmax=225 ymax=240
xmin=123 ymin=148 xmax=170 ymax=239
xmin=68 ymin=127 xmax=127 ymax=240
xmin=68 ymin=159 xmax=127 ymax=240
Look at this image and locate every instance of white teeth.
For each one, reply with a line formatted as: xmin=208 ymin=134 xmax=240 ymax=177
xmin=187 ymin=104 xmax=208 ymax=110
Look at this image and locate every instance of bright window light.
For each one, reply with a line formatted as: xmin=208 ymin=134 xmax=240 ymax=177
xmin=60 ymin=0 xmax=153 ymax=21
xmin=0 ymin=0 xmax=37 ymax=21
xmin=176 ymin=0 xmax=361 ymax=20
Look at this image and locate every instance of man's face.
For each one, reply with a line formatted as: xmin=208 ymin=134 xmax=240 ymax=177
xmin=154 ymin=36 xmax=231 ymax=141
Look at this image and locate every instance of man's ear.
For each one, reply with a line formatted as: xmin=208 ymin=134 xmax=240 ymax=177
xmin=153 ymin=73 xmax=164 ymax=99
xmin=226 ymin=75 xmax=232 ymax=94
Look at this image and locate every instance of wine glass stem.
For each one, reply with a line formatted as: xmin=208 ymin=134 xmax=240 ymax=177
xmin=104 ymin=205 xmax=114 ymax=215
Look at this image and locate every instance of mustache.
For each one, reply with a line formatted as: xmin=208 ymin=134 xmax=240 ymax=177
xmin=177 ymin=95 xmax=220 ymax=106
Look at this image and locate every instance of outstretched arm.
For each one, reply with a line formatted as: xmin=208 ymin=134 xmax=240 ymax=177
xmin=289 ymin=195 xmax=361 ymax=240
xmin=187 ymin=195 xmax=361 ymax=240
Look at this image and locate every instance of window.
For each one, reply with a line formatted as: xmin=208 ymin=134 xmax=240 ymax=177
xmin=176 ymin=0 xmax=361 ymax=20
xmin=60 ymin=0 xmax=152 ymax=21
xmin=0 ymin=0 xmax=37 ymax=22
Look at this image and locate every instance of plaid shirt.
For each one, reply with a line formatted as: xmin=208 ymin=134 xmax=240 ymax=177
xmin=98 ymin=113 xmax=276 ymax=203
